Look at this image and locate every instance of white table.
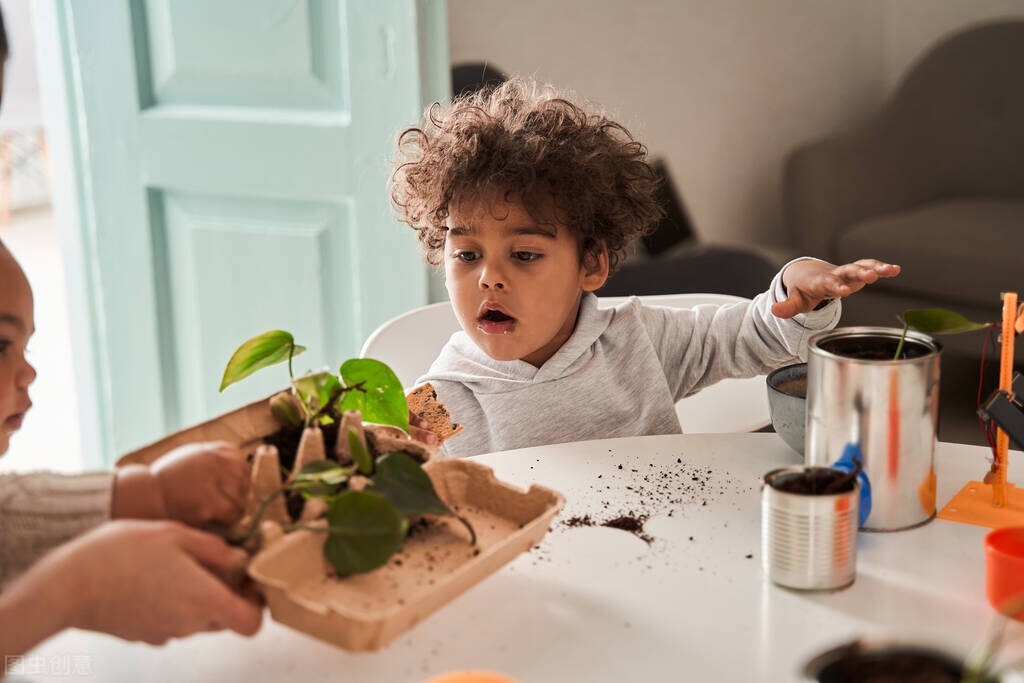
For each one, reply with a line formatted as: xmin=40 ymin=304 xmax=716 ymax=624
xmin=17 ymin=434 xmax=1023 ymax=682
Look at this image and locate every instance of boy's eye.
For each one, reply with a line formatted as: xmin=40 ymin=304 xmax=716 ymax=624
xmin=454 ymin=250 xmax=480 ymax=263
xmin=0 ymin=340 xmax=9 ymax=356
xmin=512 ymin=251 xmax=541 ymax=262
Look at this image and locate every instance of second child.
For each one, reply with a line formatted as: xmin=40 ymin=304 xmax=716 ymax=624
xmin=391 ymin=78 xmax=900 ymax=457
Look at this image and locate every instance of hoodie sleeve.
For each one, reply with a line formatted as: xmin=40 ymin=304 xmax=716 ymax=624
xmin=638 ymin=258 xmax=840 ymax=401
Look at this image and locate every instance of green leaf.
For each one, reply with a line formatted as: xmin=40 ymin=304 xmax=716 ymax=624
xmin=372 ymin=451 xmax=452 ymax=517
xmin=903 ymin=309 xmax=989 ymax=336
xmin=348 ymin=428 xmax=374 ymax=475
xmin=220 ymin=330 xmax=306 ymax=392
xmin=323 ymin=491 xmax=407 ymax=575
xmin=291 ymin=460 xmax=350 ymax=498
xmin=373 ymin=452 xmax=477 ymax=544
xmin=291 ymin=370 xmax=341 ymax=414
xmin=339 ymin=359 xmax=409 ymax=432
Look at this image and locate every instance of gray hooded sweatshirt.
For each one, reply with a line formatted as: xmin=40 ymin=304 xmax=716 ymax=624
xmin=419 ymin=263 xmax=840 ymax=458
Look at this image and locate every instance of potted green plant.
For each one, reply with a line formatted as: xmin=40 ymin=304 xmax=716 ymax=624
xmin=219 ymin=329 xmax=475 ymax=576
xmin=803 ymin=614 xmax=1020 ymax=682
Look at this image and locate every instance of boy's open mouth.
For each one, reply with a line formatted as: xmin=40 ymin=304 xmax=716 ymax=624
xmin=477 ymin=307 xmax=516 ymax=334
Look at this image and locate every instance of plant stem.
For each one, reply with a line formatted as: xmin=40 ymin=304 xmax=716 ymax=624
xmin=894 ymin=320 xmax=909 ymax=360
xmin=309 ymin=381 xmax=366 ymax=422
xmin=285 ymin=522 xmax=331 ymax=534
xmin=288 ymin=343 xmax=296 ymax=381
xmin=228 ymin=488 xmax=285 ymax=546
xmin=454 ymin=514 xmax=477 ymax=545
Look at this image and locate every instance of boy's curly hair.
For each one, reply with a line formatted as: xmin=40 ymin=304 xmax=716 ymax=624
xmin=391 ymin=78 xmax=663 ymax=272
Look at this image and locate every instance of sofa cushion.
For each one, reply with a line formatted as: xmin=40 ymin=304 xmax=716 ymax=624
xmin=834 ymin=199 xmax=1024 ymax=309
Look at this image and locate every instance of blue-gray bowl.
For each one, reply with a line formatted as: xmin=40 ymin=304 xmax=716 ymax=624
xmin=766 ymin=363 xmax=807 ymax=455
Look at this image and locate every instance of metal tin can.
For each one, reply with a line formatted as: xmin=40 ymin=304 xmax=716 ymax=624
xmin=805 ymin=327 xmax=942 ymax=531
xmin=762 ymin=466 xmax=859 ymax=590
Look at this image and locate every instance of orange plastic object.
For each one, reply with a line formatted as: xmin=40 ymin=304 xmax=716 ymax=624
xmin=938 ymin=481 xmax=1024 ymax=528
xmin=422 ymin=672 xmax=522 ymax=683
xmin=938 ymin=291 xmax=1020 ymax=527
xmin=985 ymin=527 xmax=1024 ymax=620
xmin=990 ymin=292 xmax=1017 ymax=505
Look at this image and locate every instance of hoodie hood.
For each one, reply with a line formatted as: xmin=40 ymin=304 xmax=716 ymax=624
xmin=420 ymin=293 xmax=615 ymax=394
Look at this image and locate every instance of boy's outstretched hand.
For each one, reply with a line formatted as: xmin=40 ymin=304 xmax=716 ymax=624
xmin=772 ymin=258 xmax=901 ymax=319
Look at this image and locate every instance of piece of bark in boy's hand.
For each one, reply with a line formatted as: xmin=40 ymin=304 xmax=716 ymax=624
xmin=407 ymin=383 xmax=464 ymax=443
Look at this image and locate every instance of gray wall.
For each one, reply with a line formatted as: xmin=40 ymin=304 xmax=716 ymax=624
xmin=448 ymin=0 xmax=1024 ymax=251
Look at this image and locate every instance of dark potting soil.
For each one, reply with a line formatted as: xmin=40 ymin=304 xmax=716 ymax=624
xmin=263 ymin=423 xmax=342 ymax=475
xmin=603 ymin=515 xmax=653 ymax=544
xmin=770 ymin=467 xmax=856 ymax=495
xmin=563 ymin=515 xmax=595 ymax=528
xmin=603 ymin=515 xmax=645 ymax=533
xmin=818 ymin=335 xmax=932 ymax=361
xmin=561 ymin=513 xmax=653 ymax=544
xmin=774 ymin=376 xmax=807 ymax=399
xmin=285 ymin=490 xmax=306 ymax=522
xmin=815 ymin=649 xmax=964 ymax=683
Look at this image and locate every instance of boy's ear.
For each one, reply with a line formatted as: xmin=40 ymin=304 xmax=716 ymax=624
xmin=580 ymin=246 xmax=610 ymax=293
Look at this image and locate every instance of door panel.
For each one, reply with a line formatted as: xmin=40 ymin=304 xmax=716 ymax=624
xmin=41 ymin=0 xmax=448 ymax=462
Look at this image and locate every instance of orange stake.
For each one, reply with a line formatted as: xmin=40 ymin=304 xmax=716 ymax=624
xmin=992 ymin=292 xmax=1017 ymax=506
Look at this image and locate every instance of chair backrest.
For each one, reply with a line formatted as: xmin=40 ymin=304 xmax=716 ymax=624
xmin=360 ymin=293 xmax=770 ymax=433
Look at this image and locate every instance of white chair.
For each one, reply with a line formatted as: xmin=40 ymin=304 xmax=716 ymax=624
xmin=360 ymin=294 xmax=770 ymax=433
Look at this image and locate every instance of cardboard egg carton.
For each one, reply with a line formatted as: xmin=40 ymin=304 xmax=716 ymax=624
xmin=117 ymin=393 xmax=564 ymax=651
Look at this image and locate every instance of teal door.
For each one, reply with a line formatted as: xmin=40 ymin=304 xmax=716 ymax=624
xmin=36 ymin=1 xmax=448 ymax=465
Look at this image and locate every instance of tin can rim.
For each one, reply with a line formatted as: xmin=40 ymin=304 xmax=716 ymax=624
xmin=808 ymin=326 xmax=942 ymax=365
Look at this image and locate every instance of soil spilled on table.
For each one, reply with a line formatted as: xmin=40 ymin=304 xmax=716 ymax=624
xmin=561 ymin=513 xmax=653 ymax=544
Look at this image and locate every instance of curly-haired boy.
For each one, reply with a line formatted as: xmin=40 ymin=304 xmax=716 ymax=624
xmin=392 ymin=77 xmax=899 ymax=457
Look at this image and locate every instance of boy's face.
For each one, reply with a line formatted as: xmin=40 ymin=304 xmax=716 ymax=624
xmin=0 ymin=246 xmax=36 ymax=455
xmin=444 ymin=193 xmax=608 ymax=367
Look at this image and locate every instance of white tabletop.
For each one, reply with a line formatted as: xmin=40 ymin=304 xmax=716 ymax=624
xmin=17 ymin=434 xmax=1024 ymax=682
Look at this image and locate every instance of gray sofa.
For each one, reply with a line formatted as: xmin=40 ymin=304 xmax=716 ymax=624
xmin=784 ymin=20 xmax=1024 ymax=358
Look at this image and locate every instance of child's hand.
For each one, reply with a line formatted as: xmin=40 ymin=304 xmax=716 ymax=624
xmin=409 ymin=411 xmax=438 ymax=445
xmin=28 ymin=520 xmax=262 ymax=645
xmin=149 ymin=441 xmax=251 ymax=528
xmin=772 ymin=258 xmax=901 ymax=319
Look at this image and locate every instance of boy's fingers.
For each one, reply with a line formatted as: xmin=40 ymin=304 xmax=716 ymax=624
xmin=411 ymin=425 xmax=438 ymax=444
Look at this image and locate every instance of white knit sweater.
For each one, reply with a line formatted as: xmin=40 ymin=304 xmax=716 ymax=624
xmin=0 ymin=471 xmax=114 ymax=586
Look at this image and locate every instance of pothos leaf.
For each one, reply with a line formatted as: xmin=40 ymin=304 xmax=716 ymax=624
xmin=292 ymin=370 xmax=341 ymax=415
xmin=220 ymin=330 xmax=306 ymax=392
xmin=372 ymin=451 xmax=451 ymax=517
xmin=339 ymin=359 xmax=409 ymax=432
xmin=902 ymin=309 xmax=989 ymax=336
xmin=372 ymin=452 xmax=478 ymax=545
xmin=348 ymin=428 xmax=374 ymax=476
xmin=291 ymin=459 xmax=351 ymax=498
xmin=323 ymin=491 xmax=407 ymax=576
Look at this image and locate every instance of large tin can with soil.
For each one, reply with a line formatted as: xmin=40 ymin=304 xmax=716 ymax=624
xmin=805 ymin=327 xmax=942 ymax=531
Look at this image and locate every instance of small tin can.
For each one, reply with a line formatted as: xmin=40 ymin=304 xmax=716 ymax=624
xmin=762 ymin=466 xmax=859 ymax=590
